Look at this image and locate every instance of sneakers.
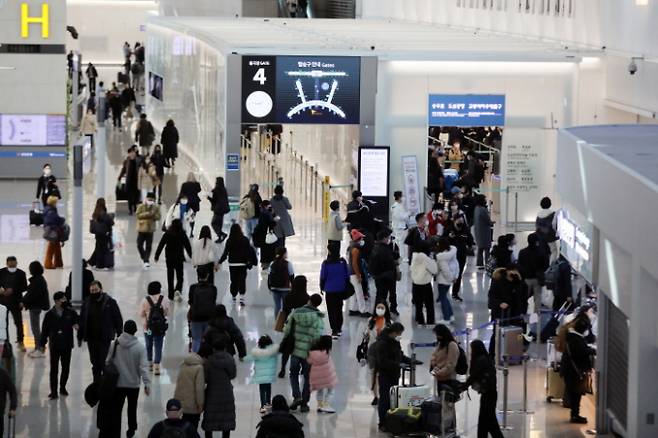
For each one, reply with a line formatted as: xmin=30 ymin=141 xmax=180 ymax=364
xmin=319 ymin=404 xmax=336 ymax=414
xmin=289 ymin=398 xmax=303 ymax=411
xmin=59 ymin=387 xmax=68 ymax=396
xmin=570 ymin=415 xmax=588 ymax=424
xmin=174 ymin=290 xmax=183 ymax=302
xmin=16 ymin=343 xmax=26 ymax=352
xmin=259 ymin=406 xmax=268 ymax=414
xmin=149 ymin=362 xmax=154 ymax=371
xmin=452 ymin=295 xmax=463 ymax=302
xmin=29 ymin=349 xmax=46 ymax=358
xmin=154 ymin=364 xmax=161 ymax=376
xmin=331 ymin=334 xmax=339 ymax=340
xmin=300 ymin=404 xmax=310 ymax=413
xmin=143 ymin=261 xmax=150 ymax=270
xmin=316 ymin=401 xmax=325 ymax=413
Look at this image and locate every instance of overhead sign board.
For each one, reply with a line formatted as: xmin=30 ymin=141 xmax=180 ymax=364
xmin=428 ymin=94 xmax=506 ymax=127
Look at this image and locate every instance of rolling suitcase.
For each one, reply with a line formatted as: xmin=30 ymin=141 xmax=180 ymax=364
xmin=500 ymin=325 xmax=524 ymax=365
xmin=391 ymin=362 xmax=431 ymax=408
xmin=6 ymin=414 xmax=15 ymax=438
xmin=546 ymin=366 xmax=565 ymax=403
xmin=420 ymin=389 xmax=459 ymax=437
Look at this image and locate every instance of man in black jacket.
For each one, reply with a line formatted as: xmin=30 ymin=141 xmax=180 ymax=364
xmin=0 ymin=256 xmax=28 ymax=351
xmin=147 ymin=399 xmax=200 ymax=438
xmin=369 ymin=229 xmax=399 ymax=315
xmin=517 ymin=233 xmax=549 ymax=314
xmin=373 ymin=323 xmax=414 ymax=433
xmin=40 ymin=291 xmax=79 ymax=399
xmin=561 ymin=317 xmax=594 ymax=424
xmin=0 ymin=366 xmax=17 ymax=436
xmin=404 ymin=213 xmax=430 ymax=263
xmin=78 ymin=281 xmax=123 ymax=382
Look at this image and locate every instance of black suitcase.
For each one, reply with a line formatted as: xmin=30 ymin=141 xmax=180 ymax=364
xmin=29 ymin=210 xmax=43 ymax=226
xmin=6 ymin=414 xmax=15 ymax=438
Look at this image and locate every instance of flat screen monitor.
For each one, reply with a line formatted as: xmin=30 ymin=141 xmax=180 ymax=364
xmin=0 ymin=114 xmax=66 ymax=146
xmin=358 ymin=146 xmax=389 ymax=197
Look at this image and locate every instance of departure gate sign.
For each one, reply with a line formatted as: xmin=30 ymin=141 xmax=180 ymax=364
xmin=428 ymin=94 xmax=506 ymax=127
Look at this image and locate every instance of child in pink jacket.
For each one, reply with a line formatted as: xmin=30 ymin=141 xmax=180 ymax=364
xmin=307 ymin=335 xmax=338 ymax=414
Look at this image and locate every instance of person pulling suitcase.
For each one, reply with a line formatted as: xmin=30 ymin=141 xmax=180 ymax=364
xmin=0 ymin=366 xmax=17 ymax=436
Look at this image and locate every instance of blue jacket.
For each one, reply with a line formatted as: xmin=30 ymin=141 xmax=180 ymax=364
xmin=320 ymin=258 xmax=349 ymax=293
xmin=246 ymin=343 xmax=279 ymax=385
xmin=43 ymin=206 xmax=64 ymax=227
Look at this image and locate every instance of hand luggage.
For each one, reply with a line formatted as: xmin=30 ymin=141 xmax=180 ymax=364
xmin=384 ymin=407 xmax=421 ymax=435
xmin=499 ymin=325 xmax=524 ymax=365
xmin=420 ymin=389 xmax=459 ymax=437
xmin=390 ymin=343 xmax=431 ymax=408
xmin=29 ymin=209 xmax=43 ymax=226
xmin=6 ymin=414 xmax=15 ymax=438
xmin=540 ymin=302 xmax=572 ymax=343
xmin=546 ymin=366 xmax=565 ymax=403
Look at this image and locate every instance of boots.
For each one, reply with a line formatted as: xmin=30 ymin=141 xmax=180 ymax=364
xmin=154 ymin=364 xmax=161 ymax=375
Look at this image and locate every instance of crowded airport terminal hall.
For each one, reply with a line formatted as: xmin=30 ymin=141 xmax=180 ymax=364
xmin=0 ymin=0 xmax=656 ymax=437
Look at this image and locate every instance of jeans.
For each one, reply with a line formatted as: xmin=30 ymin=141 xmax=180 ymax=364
xmin=259 ymin=383 xmax=272 ymax=407
xmin=29 ymin=309 xmax=41 ymax=345
xmin=437 ymin=284 xmax=454 ymax=321
xmin=136 ymin=232 xmax=153 ymax=263
xmin=452 ymin=256 xmax=466 ymax=296
xmin=49 ymin=348 xmax=72 ymax=395
xmin=211 ymin=213 xmax=225 ymax=239
xmin=412 ymin=283 xmax=435 ymax=325
xmin=229 ymin=266 xmax=247 ymax=297
xmin=166 ymin=261 xmax=184 ymax=300
xmin=88 ymin=339 xmax=111 ymax=382
xmin=190 ymin=321 xmax=209 ymax=353
xmin=289 ymin=355 xmax=311 ymax=404
xmin=325 ymin=292 xmax=344 ymax=335
xmin=7 ymin=306 xmax=23 ymax=344
xmin=525 ymin=279 xmax=543 ymax=313
xmin=271 ymin=290 xmax=288 ymax=316
xmin=144 ymin=333 xmax=164 ymax=364
xmin=377 ymin=373 xmax=396 ymax=425
xmin=476 ymin=246 xmax=490 ymax=267
xmin=478 ymin=390 xmax=504 ymax=438
xmin=374 ymin=276 xmax=398 ymax=312
xmin=316 ymin=387 xmax=335 ymax=404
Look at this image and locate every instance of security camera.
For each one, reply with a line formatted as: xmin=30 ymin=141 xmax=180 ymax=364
xmin=370 ymin=46 xmax=375 ymax=51
xmin=628 ymin=59 xmax=638 ymax=75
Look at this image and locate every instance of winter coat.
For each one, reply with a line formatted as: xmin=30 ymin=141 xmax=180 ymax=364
xmin=307 ymin=350 xmax=338 ymax=391
xmin=155 ymin=230 xmax=192 ymax=265
xmin=271 ymin=195 xmax=295 ymax=238
xmin=118 ymin=156 xmax=145 ymax=191
xmin=373 ymin=333 xmax=410 ymax=381
xmin=435 ymin=246 xmax=459 ymax=285
xmin=536 ymin=208 xmax=558 ymax=242
xmin=179 ymin=181 xmax=202 ymax=212
xmin=410 ymin=252 xmax=438 ymax=285
xmin=164 ymin=202 xmax=195 ymax=233
xmin=219 ymin=236 xmax=256 ymax=267
xmin=326 ymin=210 xmax=345 ymax=241
xmin=39 ymin=306 xmax=79 ymax=351
xmin=246 ymin=344 xmax=279 ymax=385
xmin=368 ymin=242 xmax=397 ymax=281
xmin=161 ymin=124 xmax=179 ymax=159
xmin=209 ymin=186 xmax=230 ymax=215
xmin=283 ymin=305 xmax=324 ymax=359
xmin=282 ymin=289 xmax=310 ymax=316
xmin=23 ymin=275 xmax=50 ymax=311
xmin=487 ymin=268 xmax=526 ymax=323
xmin=78 ymin=293 xmax=123 ymax=343
xmin=202 ymin=351 xmax=237 ymax=432
xmin=192 ymin=239 xmax=221 ymax=267
xmin=0 ymin=268 xmax=27 ymax=310
xmin=138 ymin=294 xmax=170 ymax=331
xmin=149 ymin=152 xmax=167 ymax=178
xmin=43 ymin=205 xmax=64 ymax=227
xmin=320 ymin=258 xmax=349 ymax=294
xmin=256 ymin=411 xmax=304 ymax=438
xmin=490 ymin=245 xmax=513 ymax=270
xmin=174 ymin=353 xmax=206 ymax=415
xmin=201 ymin=316 xmax=247 ymax=359
xmin=473 ymin=205 xmax=493 ymax=248
xmin=430 ymin=341 xmax=459 ymax=382
xmin=135 ymin=120 xmax=155 ymax=147
xmin=90 ymin=212 xmax=114 ymax=239
xmin=517 ymin=244 xmax=549 ymax=281
xmin=466 ymin=355 xmax=497 ymax=394
xmin=80 ymin=114 xmax=97 ymax=135
xmin=106 ymin=333 xmax=151 ymax=389
xmin=135 ymin=203 xmax=161 ymax=233
xmin=560 ymin=330 xmax=594 ymax=383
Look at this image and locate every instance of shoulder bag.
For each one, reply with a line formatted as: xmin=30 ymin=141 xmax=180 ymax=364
xmin=279 ymin=315 xmax=296 ymax=356
xmin=99 ymin=340 xmax=120 ymax=400
xmin=566 ymin=341 xmax=593 ymax=395
xmin=273 ymin=310 xmax=287 ymax=333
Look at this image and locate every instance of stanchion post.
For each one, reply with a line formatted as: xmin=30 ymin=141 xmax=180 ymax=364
xmin=501 ymin=355 xmax=513 ymax=430
xmin=521 ymin=354 xmax=533 ymax=414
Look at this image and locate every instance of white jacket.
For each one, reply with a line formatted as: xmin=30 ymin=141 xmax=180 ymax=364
xmin=410 ymin=252 xmax=438 ymax=285
xmin=435 ymin=246 xmax=459 ymax=285
xmin=164 ymin=203 xmax=195 ymax=232
xmin=0 ymin=304 xmax=7 ymax=342
xmin=391 ymin=201 xmax=410 ymax=231
xmin=192 ymin=238 xmax=221 ymax=267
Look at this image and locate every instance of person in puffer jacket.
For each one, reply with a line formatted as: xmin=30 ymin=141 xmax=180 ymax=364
xmin=174 ymin=352 xmax=205 ymax=430
xmin=435 ymin=237 xmax=458 ymax=324
xmin=410 ymin=245 xmax=438 ymax=326
xmin=307 ymin=335 xmax=338 ymax=414
xmin=283 ymin=294 xmax=324 ymax=413
xmin=245 ymin=335 xmax=279 ymax=413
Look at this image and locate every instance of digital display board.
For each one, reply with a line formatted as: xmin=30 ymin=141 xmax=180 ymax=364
xmin=242 ymin=55 xmax=361 ymax=125
xmin=358 ymin=147 xmax=389 ymax=197
xmin=149 ymin=72 xmax=164 ymax=101
xmin=0 ymin=114 xmax=66 ymax=146
xmin=428 ymin=94 xmax=506 ymax=127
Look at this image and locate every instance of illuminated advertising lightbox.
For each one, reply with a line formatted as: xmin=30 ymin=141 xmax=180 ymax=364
xmin=428 ymin=94 xmax=505 ymax=127
xmin=242 ymin=55 xmax=361 ymax=124
xmin=557 ymin=208 xmax=594 ymax=282
xmin=149 ymin=72 xmax=164 ymax=101
xmin=0 ymin=114 xmax=66 ymax=146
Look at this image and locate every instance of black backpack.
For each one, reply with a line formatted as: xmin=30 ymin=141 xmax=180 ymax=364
xmin=146 ymin=296 xmax=168 ymax=336
xmin=161 ymin=421 xmax=191 ymax=438
xmin=268 ymin=260 xmax=290 ymax=290
xmin=455 ymin=343 xmax=468 ymax=375
xmin=191 ymin=284 xmax=216 ymax=321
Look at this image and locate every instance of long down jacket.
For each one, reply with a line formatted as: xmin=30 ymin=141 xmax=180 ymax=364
xmin=174 ymin=353 xmax=205 ymax=415
xmin=202 ymin=351 xmax=237 ymax=432
xmin=307 ymin=350 xmax=338 ymax=391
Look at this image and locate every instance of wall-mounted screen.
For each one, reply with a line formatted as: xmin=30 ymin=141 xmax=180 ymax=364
xmin=242 ymin=55 xmax=361 ymax=125
xmin=428 ymin=94 xmax=505 ymax=127
xmin=0 ymin=114 xmax=66 ymax=146
xmin=358 ymin=147 xmax=389 ymax=197
xmin=149 ymin=72 xmax=164 ymax=101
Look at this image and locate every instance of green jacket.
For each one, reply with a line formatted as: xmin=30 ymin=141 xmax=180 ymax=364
xmin=283 ymin=305 xmax=324 ymax=359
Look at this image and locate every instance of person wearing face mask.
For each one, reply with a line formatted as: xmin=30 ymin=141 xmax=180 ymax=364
xmin=364 ymin=302 xmax=391 ymax=405
xmin=319 ymin=245 xmax=349 ymax=339
xmin=165 ymin=196 xmax=195 ymax=235
xmin=148 ymin=146 xmax=167 ymax=204
xmin=136 ymin=193 xmax=162 ymax=269
xmin=346 ymin=230 xmax=370 ymax=318
xmin=39 ymin=291 xmax=79 ymax=400
xmin=410 ymin=244 xmax=438 ymax=326
xmin=447 ymin=218 xmax=474 ymax=303
xmin=390 ymin=191 xmax=411 ymax=261
xmin=427 ymin=203 xmax=446 ymax=237
xmin=346 ymin=190 xmax=374 ymax=233
xmin=327 ymin=200 xmax=346 ymax=255
xmin=118 ymin=146 xmax=145 ymax=215
xmin=23 ymin=261 xmax=50 ymax=358
xmin=368 ymin=229 xmax=399 ymax=316
xmin=178 ymin=173 xmax=202 ymax=238
xmin=429 ymin=324 xmax=459 ymax=392
xmin=447 ymin=199 xmax=468 ymax=229
xmin=0 ymin=257 xmax=28 ymax=352
xmin=268 ymin=247 xmax=295 ymax=317
xmin=560 ymin=317 xmax=595 ymax=424
xmin=404 ymin=213 xmax=430 ymax=263
xmin=36 ymin=164 xmax=56 ymax=208
xmin=208 ymin=177 xmax=230 ymax=243
xmin=253 ymin=200 xmax=278 ymax=270
xmin=372 ymin=322 xmax=416 ymax=433
xmin=78 ymin=281 xmax=124 ymax=382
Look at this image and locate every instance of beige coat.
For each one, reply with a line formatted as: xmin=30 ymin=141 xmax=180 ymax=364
xmin=174 ymin=353 xmax=205 ymax=414
xmin=135 ymin=203 xmax=161 ymax=233
xmin=430 ymin=341 xmax=459 ymax=382
xmin=80 ymin=114 xmax=97 ymax=135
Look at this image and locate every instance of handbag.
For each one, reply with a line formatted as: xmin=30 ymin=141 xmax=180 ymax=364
xmin=265 ymin=231 xmax=278 ymax=245
xmin=566 ymin=342 xmax=592 ymax=395
xmin=99 ymin=340 xmax=120 ymax=400
xmin=43 ymin=225 xmax=59 ymax=242
xmin=274 ymin=310 xmax=287 ymax=332
xmin=343 ymin=280 xmax=356 ymax=300
xmin=279 ymin=316 xmax=295 ymax=356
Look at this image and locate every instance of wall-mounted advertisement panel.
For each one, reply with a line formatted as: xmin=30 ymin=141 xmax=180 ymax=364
xmin=241 ymin=55 xmax=361 ymax=125
xmin=358 ymin=146 xmax=390 ymax=223
xmin=557 ymin=207 xmax=594 ymax=283
xmin=428 ymin=94 xmax=505 ymax=127
xmin=0 ymin=114 xmax=66 ymax=146
xmin=148 ymin=72 xmax=164 ymax=101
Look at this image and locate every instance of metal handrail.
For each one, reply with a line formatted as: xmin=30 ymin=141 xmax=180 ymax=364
xmin=463 ymin=135 xmax=500 ymax=155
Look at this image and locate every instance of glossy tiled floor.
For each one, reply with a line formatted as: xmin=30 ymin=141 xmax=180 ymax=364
xmin=1 ymin=127 xmax=600 ymax=437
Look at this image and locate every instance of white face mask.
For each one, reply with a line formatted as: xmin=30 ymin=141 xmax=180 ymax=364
xmin=375 ymin=308 xmax=386 ymax=317
xmin=145 ymin=200 xmax=154 ymax=206
xmin=395 ymin=335 xmax=403 ymax=342
xmin=43 ymin=168 xmax=51 ymax=176
xmin=180 ymin=199 xmax=188 ymax=205
xmin=7 ymin=268 xmax=16 ymax=273
xmin=399 ymin=197 xmax=405 ymax=203
xmin=358 ymin=240 xmax=365 ymax=247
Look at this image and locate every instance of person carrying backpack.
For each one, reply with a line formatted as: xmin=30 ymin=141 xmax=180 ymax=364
xmin=268 ymin=247 xmax=294 ymax=316
xmin=139 ymin=281 xmax=170 ymax=376
xmin=188 ymin=267 xmax=218 ymax=353
xmin=147 ymin=398 xmax=200 ymax=438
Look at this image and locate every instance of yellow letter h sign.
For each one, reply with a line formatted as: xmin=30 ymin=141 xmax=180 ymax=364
xmin=21 ymin=3 xmax=50 ymax=39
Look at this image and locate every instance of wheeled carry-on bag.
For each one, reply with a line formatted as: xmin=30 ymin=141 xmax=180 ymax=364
xmin=389 ymin=343 xmax=431 ymax=409
xmin=420 ymin=388 xmax=459 ymax=438
xmin=546 ymin=337 xmax=565 ymax=403
xmin=499 ymin=325 xmax=524 ymax=365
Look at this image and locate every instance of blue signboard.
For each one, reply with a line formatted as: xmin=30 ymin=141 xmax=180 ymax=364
xmin=0 ymin=151 xmax=65 ymax=158
xmin=428 ymin=94 xmax=505 ymax=127
xmin=226 ymin=153 xmax=240 ymax=171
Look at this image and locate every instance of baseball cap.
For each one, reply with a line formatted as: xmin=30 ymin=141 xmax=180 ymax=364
xmin=166 ymin=399 xmax=182 ymax=411
xmin=350 ymin=229 xmax=365 ymax=241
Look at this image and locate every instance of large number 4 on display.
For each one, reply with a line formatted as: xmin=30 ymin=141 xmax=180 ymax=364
xmin=253 ymin=68 xmax=266 ymax=85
